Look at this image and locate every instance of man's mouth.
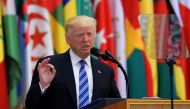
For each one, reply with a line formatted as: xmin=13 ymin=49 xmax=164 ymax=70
xmin=82 ymin=44 xmax=90 ymax=48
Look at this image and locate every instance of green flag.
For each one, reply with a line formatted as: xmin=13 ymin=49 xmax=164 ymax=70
xmin=157 ymin=62 xmax=177 ymax=99
xmin=76 ymin=0 xmax=93 ymax=16
xmin=2 ymin=1 xmax=22 ymax=108
xmin=154 ymin=0 xmax=177 ymax=99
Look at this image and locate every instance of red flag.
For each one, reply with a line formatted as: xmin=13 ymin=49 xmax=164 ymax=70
xmin=0 ymin=63 xmax=8 ymax=109
xmin=0 ymin=2 xmax=8 ymax=109
xmin=179 ymin=0 xmax=190 ymax=99
xmin=93 ymin=0 xmax=117 ymax=77
xmin=169 ymin=0 xmax=190 ymax=100
xmin=154 ymin=0 xmax=169 ymax=14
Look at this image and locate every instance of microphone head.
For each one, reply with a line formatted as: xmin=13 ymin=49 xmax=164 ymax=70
xmin=90 ymin=47 xmax=101 ymax=57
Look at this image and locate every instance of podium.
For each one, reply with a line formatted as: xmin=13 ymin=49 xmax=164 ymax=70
xmin=85 ymin=98 xmax=190 ymax=109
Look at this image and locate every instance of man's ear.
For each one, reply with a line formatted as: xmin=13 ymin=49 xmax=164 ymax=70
xmin=65 ymin=35 xmax=71 ymax=45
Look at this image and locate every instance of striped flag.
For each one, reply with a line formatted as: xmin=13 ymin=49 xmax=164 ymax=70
xmin=2 ymin=0 xmax=22 ymax=108
xmin=15 ymin=0 xmax=32 ymax=107
xmin=139 ymin=0 xmax=157 ymax=97
xmin=110 ymin=0 xmax=127 ymax=98
xmin=169 ymin=0 xmax=190 ymax=99
xmin=154 ymin=0 xmax=178 ymax=99
xmin=51 ymin=0 xmax=77 ymax=54
xmin=50 ymin=0 xmax=66 ymax=54
xmin=0 ymin=1 xmax=8 ymax=109
xmin=123 ymin=0 xmax=147 ymax=98
xmin=179 ymin=0 xmax=190 ymax=100
xmin=63 ymin=0 xmax=77 ymax=22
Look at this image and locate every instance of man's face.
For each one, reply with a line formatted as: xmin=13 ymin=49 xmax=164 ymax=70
xmin=66 ymin=24 xmax=95 ymax=58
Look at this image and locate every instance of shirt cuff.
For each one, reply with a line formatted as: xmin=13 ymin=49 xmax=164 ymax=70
xmin=39 ymin=82 xmax=50 ymax=94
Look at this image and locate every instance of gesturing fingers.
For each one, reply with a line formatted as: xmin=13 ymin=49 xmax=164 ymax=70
xmin=38 ymin=58 xmax=56 ymax=88
xmin=38 ymin=58 xmax=55 ymax=73
xmin=46 ymin=63 xmax=56 ymax=74
xmin=41 ymin=58 xmax=50 ymax=66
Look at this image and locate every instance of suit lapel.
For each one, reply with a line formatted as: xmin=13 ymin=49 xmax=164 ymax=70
xmin=91 ymin=58 xmax=100 ymax=101
xmin=59 ymin=51 xmax=77 ymax=106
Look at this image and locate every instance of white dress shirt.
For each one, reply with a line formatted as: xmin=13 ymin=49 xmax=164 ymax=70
xmin=70 ymin=49 xmax=93 ymax=108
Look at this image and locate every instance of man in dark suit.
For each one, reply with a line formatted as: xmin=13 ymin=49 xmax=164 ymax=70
xmin=25 ymin=15 xmax=120 ymax=109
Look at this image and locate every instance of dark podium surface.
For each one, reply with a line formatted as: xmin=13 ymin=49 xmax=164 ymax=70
xmin=83 ymin=98 xmax=125 ymax=109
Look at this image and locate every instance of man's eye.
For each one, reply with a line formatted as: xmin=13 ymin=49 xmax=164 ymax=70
xmin=87 ymin=33 xmax=92 ymax=36
xmin=76 ymin=34 xmax=83 ymax=37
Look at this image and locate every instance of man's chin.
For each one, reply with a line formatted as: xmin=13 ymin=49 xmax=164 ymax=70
xmin=82 ymin=50 xmax=90 ymax=56
xmin=80 ymin=52 xmax=90 ymax=59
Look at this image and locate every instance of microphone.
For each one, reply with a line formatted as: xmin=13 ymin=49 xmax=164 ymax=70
xmin=90 ymin=47 xmax=129 ymax=97
xmin=90 ymin=47 xmax=111 ymax=61
xmin=90 ymin=47 xmax=104 ymax=57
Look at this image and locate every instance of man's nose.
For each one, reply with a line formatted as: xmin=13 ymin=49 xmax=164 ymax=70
xmin=83 ymin=34 xmax=89 ymax=41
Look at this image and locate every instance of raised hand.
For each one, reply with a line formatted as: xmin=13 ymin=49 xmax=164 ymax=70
xmin=38 ymin=58 xmax=56 ymax=88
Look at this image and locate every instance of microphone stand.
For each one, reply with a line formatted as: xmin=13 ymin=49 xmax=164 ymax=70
xmin=164 ymin=55 xmax=176 ymax=109
xmin=104 ymin=50 xmax=129 ymax=98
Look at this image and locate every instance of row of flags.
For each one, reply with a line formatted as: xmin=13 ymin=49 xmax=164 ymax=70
xmin=0 ymin=0 xmax=190 ymax=109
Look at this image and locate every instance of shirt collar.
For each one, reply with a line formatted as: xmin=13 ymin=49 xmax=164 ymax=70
xmin=69 ymin=49 xmax=91 ymax=67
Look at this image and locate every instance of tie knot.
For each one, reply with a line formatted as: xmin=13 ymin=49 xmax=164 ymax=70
xmin=79 ymin=60 xmax=86 ymax=66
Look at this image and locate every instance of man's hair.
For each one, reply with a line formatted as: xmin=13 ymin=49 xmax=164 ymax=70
xmin=65 ymin=15 xmax=97 ymax=37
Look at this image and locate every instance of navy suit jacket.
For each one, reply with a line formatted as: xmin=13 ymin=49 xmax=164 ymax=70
xmin=25 ymin=50 xmax=121 ymax=109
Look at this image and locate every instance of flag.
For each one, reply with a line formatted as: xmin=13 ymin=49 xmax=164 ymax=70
xmin=123 ymin=0 xmax=147 ymax=98
xmin=168 ymin=0 xmax=186 ymax=100
xmin=62 ymin=0 xmax=77 ymax=49
xmin=50 ymin=0 xmax=66 ymax=54
xmin=93 ymin=0 xmax=117 ymax=79
xmin=154 ymin=0 xmax=177 ymax=99
xmin=169 ymin=0 xmax=190 ymax=99
xmin=179 ymin=0 xmax=190 ymax=100
xmin=28 ymin=0 xmax=54 ymax=70
xmin=154 ymin=0 xmax=169 ymax=14
xmin=76 ymin=0 xmax=93 ymax=16
xmin=2 ymin=0 xmax=22 ymax=108
xmin=110 ymin=0 xmax=127 ymax=98
xmin=51 ymin=0 xmax=77 ymax=54
xmin=139 ymin=0 xmax=157 ymax=97
xmin=63 ymin=0 xmax=77 ymax=22
xmin=15 ymin=0 xmax=32 ymax=107
xmin=0 ymin=1 xmax=9 ymax=109
xmin=76 ymin=0 xmax=94 ymax=46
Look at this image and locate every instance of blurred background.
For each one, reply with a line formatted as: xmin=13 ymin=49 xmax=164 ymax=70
xmin=0 ymin=0 xmax=190 ymax=109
